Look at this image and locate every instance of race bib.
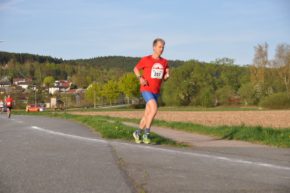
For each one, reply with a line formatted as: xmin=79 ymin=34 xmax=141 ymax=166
xmin=7 ymin=102 xmax=11 ymax=106
xmin=151 ymin=63 xmax=164 ymax=79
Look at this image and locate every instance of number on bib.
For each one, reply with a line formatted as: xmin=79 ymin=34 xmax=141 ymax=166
xmin=151 ymin=63 xmax=164 ymax=79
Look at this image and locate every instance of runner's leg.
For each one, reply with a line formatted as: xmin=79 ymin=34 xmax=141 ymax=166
xmin=145 ymin=99 xmax=158 ymax=129
xmin=139 ymin=103 xmax=151 ymax=129
xmin=134 ymin=100 xmax=151 ymax=143
xmin=141 ymin=99 xmax=157 ymax=144
xmin=7 ymin=108 xmax=11 ymax=118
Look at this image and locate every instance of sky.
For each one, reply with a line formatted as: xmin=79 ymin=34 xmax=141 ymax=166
xmin=0 ymin=0 xmax=289 ymax=65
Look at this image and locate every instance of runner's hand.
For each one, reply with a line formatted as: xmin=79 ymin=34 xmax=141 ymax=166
xmin=139 ymin=77 xmax=148 ymax=86
xmin=164 ymin=73 xmax=169 ymax=81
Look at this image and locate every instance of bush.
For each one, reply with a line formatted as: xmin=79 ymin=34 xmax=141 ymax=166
xmin=215 ymin=85 xmax=235 ymax=105
xmin=260 ymin=92 xmax=290 ymax=109
xmin=195 ymin=87 xmax=215 ymax=107
xmin=238 ymin=83 xmax=257 ymax=105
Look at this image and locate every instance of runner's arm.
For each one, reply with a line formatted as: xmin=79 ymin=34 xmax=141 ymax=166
xmin=134 ymin=67 xmax=148 ymax=86
xmin=133 ymin=67 xmax=142 ymax=78
xmin=164 ymin=68 xmax=170 ymax=81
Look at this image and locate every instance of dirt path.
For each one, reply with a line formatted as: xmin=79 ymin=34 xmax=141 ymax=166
xmin=71 ymin=110 xmax=290 ymax=129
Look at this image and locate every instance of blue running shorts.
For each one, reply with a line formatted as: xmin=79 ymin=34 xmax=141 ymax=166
xmin=141 ymin=91 xmax=159 ymax=104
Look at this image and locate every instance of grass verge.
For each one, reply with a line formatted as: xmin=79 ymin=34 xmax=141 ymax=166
xmin=90 ymin=115 xmax=290 ymax=148
xmin=13 ymin=111 xmax=186 ymax=147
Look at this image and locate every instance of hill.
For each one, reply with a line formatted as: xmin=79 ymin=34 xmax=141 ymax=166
xmin=0 ymin=51 xmax=184 ymax=71
xmin=0 ymin=51 xmax=63 ymax=64
xmin=0 ymin=51 xmax=185 ymax=88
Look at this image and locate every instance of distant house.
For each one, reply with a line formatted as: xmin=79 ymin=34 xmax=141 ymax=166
xmin=67 ymin=88 xmax=85 ymax=95
xmin=54 ymin=80 xmax=72 ymax=91
xmin=49 ymin=87 xmax=60 ymax=95
xmin=0 ymin=76 xmax=11 ymax=88
xmin=0 ymin=87 xmax=6 ymax=94
xmin=0 ymin=80 xmax=11 ymax=88
xmin=13 ymin=77 xmax=32 ymax=89
xmin=49 ymin=80 xmax=72 ymax=94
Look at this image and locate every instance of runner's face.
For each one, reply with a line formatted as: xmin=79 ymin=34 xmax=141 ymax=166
xmin=153 ymin=41 xmax=164 ymax=57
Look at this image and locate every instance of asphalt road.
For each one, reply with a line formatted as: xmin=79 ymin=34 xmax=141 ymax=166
xmin=0 ymin=114 xmax=290 ymax=193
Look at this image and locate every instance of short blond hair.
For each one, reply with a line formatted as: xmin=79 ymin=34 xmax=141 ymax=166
xmin=153 ymin=38 xmax=165 ymax=46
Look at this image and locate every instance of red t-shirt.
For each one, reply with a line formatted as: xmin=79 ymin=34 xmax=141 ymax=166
xmin=135 ymin=55 xmax=168 ymax=94
xmin=6 ymin=97 xmax=13 ymax=107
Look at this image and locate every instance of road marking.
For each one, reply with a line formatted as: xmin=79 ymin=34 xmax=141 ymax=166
xmin=116 ymin=142 xmax=290 ymax=171
xmin=31 ymin=126 xmax=108 ymax=144
xmin=29 ymin=125 xmax=290 ymax=172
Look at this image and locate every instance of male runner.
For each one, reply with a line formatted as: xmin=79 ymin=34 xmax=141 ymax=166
xmin=133 ymin=38 xmax=170 ymax=144
xmin=5 ymin=95 xmax=13 ymax=118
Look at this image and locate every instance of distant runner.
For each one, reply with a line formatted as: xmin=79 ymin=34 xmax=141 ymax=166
xmin=133 ymin=38 xmax=170 ymax=144
xmin=0 ymin=99 xmax=3 ymax=113
xmin=5 ymin=95 xmax=13 ymax=118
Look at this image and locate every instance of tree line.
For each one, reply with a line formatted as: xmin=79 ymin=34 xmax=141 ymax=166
xmin=0 ymin=52 xmax=183 ymax=88
xmin=161 ymin=43 xmax=290 ymax=109
xmin=1 ymin=43 xmax=289 ymax=109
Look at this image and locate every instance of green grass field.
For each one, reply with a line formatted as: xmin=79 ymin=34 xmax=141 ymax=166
xmin=92 ymin=115 xmax=290 ymax=148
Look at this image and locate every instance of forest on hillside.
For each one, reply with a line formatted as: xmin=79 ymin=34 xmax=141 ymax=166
xmin=0 ymin=51 xmax=184 ymax=88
